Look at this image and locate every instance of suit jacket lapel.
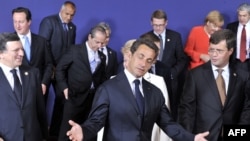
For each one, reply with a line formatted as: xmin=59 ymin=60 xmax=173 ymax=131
xmin=30 ymin=33 xmax=37 ymax=62
xmin=0 ymin=68 xmax=20 ymax=105
xmin=225 ymin=68 xmax=237 ymax=106
xmin=202 ymin=63 xmax=223 ymax=107
xmin=94 ymin=51 xmax=106 ymax=74
xmin=81 ymin=44 xmax=92 ymax=74
xmin=19 ymin=66 xmax=31 ymax=108
xmin=117 ymin=72 xmax=142 ymax=114
xmin=56 ymin=15 xmax=67 ymax=46
xmin=142 ymin=78 xmax=153 ymax=116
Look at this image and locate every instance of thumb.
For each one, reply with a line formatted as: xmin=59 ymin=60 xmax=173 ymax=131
xmin=201 ymin=131 xmax=209 ymax=137
xmin=68 ymin=120 xmax=76 ymax=126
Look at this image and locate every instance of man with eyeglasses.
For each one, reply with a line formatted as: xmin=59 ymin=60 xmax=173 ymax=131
xmin=141 ymin=9 xmax=188 ymax=121
xmin=178 ymin=29 xmax=250 ymax=141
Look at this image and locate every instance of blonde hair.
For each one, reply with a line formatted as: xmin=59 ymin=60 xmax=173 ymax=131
xmin=204 ymin=10 xmax=224 ymax=27
xmin=121 ymin=39 xmax=136 ymax=55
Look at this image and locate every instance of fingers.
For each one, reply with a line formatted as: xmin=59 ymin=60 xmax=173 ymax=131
xmin=68 ymin=120 xmax=76 ymax=126
xmin=201 ymin=131 xmax=209 ymax=137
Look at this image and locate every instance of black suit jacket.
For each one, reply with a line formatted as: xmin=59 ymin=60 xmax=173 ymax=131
xmin=19 ymin=33 xmax=53 ymax=87
xmin=0 ymin=66 xmax=48 ymax=141
xmin=178 ymin=62 xmax=250 ymax=141
xmin=82 ymin=71 xmax=195 ymax=141
xmin=56 ymin=43 xmax=107 ymax=105
xmin=226 ymin=21 xmax=250 ymax=71
xmin=145 ymin=30 xmax=187 ymax=79
xmin=39 ymin=14 xmax=76 ymax=64
xmin=104 ymin=46 xmax=118 ymax=79
xmin=56 ymin=44 xmax=107 ymax=140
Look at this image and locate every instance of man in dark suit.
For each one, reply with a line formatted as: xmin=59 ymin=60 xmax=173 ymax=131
xmin=39 ymin=1 xmax=76 ymax=65
xmin=141 ymin=9 xmax=188 ymax=120
xmin=56 ymin=25 xmax=107 ymax=141
xmin=38 ymin=1 xmax=77 ymax=136
xmin=12 ymin=7 xmax=53 ymax=97
xmin=226 ymin=3 xmax=250 ymax=71
xmin=140 ymin=32 xmax=171 ymax=95
xmin=66 ymin=39 xmax=209 ymax=141
xmin=0 ymin=33 xmax=48 ymax=141
xmin=98 ymin=22 xmax=118 ymax=79
xmin=178 ymin=29 xmax=250 ymax=141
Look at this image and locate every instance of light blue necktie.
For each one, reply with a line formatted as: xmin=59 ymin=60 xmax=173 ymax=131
xmin=90 ymin=59 xmax=97 ymax=73
xmin=90 ymin=51 xmax=98 ymax=73
xmin=23 ymin=36 xmax=31 ymax=61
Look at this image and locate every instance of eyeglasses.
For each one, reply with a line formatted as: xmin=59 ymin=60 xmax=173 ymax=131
xmin=208 ymin=48 xmax=227 ymax=54
xmin=152 ymin=24 xmax=165 ymax=28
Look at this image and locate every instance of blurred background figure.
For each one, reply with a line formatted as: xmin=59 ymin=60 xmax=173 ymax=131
xmin=184 ymin=10 xmax=224 ymax=70
xmin=141 ymin=9 xmax=187 ymax=121
xmin=97 ymin=22 xmax=118 ymax=79
xmin=38 ymin=1 xmax=77 ymax=138
xmin=226 ymin=3 xmax=250 ymax=71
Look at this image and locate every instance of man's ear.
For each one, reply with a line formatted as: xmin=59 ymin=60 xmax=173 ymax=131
xmin=229 ymin=48 xmax=234 ymax=55
xmin=152 ymin=59 xmax=157 ymax=64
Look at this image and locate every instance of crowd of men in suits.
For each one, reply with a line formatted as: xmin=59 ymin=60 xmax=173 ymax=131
xmin=0 ymin=0 xmax=250 ymax=141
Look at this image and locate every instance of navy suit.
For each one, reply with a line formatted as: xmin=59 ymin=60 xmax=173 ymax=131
xmin=20 ymin=33 xmax=53 ymax=87
xmin=0 ymin=66 xmax=48 ymax=141
xmin=39 ymin=14 xmax=76 ymax=136
xmin=178 ymin=62 xmax=250 ymax=141
xmin=82 ymin=71 xmax=194 ymax=141
xmin=39 ymin=14 xmax=76 ymax=64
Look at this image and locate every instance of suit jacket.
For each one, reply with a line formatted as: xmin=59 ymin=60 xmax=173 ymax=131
xmin=178 ymin=62 xmax=250 ymax=141
xmin=82 ymin=71 xmax=194 ymax=141
xmin=104 ymin=46 xmax=118 ymax=79
xmin=39 ymin=14 xmax=76 ymax=64
xmin=145 ymin=30 xmax=187 ymax=79
xmin=56 ymin=44 xmax=107 ymax=140
xmin=20 ymin=33 xmax=53 ymax=87
xmin=56 ymin=44 xmax=107 ymax=105
xmin=143 ymin=72 xmax=172 ymax=141
xmin=97 ymin=72 xmax=171 ymax=141
xmin=226 ymin=21 xmax=250 ymax=71
xmin=0 ymin=66 xmax=48 ymax=141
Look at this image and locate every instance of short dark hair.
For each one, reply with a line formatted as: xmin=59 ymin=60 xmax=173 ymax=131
xmin=140 ymin=33 xmax=160 ymax=43
xmin=0 ymin=33 xmax=20 ymax=52
xmin=209 ymin=29 xmax=236 ymax=50
xmin=130 ymin=38 xmax=159 ymax=59
xmin=63 ymin=1 xmax=76 ymax=9
xmin=151 ymin=9 xmax=167 ymax=21
xmin=12 ymin=7 xmax=32 ymax=21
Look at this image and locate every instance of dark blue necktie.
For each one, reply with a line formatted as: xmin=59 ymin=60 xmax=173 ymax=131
xmin=134 ymin=79 xmax=144 ymax=114
xmin=10 ymin=69 xmax=22 ymax=103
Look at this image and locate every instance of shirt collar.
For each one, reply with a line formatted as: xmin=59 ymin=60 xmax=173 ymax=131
xmin=211 ymin=63 xmax=229 ymax=72
xmin=17 ymin=30 xmax=31 ymax=40
xmin=124 ymin=69 xmax=143 ymax=85
xmin=0 ymin=62 xmax=20 ymax=75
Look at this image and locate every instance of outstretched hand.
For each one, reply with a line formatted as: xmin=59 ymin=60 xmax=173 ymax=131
xmin=66 ymin=120 xmax=83 ymax=141
xmin=194 ymin=131 xmax=209 ymax=141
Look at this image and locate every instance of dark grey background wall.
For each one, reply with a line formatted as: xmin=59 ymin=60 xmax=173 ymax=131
xmin=0 ymin=0 xmax=248 ymax=62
